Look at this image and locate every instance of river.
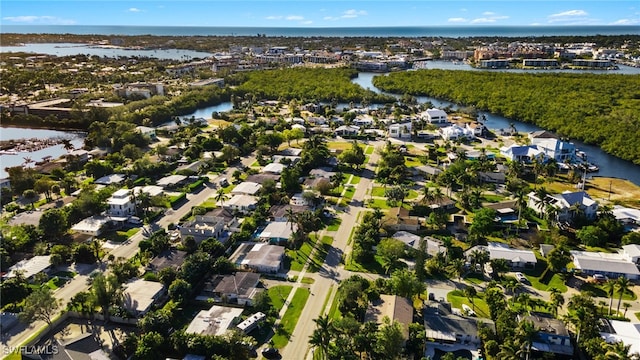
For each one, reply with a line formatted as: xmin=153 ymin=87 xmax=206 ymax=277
xmin=0 ymin=127 xmax=85 ymax=178
xmin=352 ymin=72 xmax=640 ymax=185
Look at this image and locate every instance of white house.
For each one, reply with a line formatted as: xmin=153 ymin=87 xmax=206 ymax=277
xmin=465 ymin=122 xmax=486 ymax=136
xmin=529 ymin=131 xmax=576 ymax=162
xmin=107 ymin=189 xmax=135 ymax=218
xmin=230 ymin=242 xmax=285 ymax=273
xmin=422 ymin=108 xmax=449 ymax=124
xmin=600 ymin=320 xmax=640 ymax=357
xmin=334 ymin=125 xmax=360 ymax=137
xmin=466 ymin=242 xmax=537 ymax=269
xmin=571 ymin=249 xmax=640 ymax=280
xmin=440 ymin=125 xmax=474 ymax=141
xmin=222 ymin=194 xmax=258 ymax=213
xmin=388 ymin=122 xmax=412 ymax=139
xmin=528 ymin=191 xmax=598 ymax=223
xmin=231 ymin=181 xmax=262 ymax=196
xmin=261 ymin=162 xmax=286 ymax=175
xmin=500 ymin=145 xmax=546 ymax=163
xmin=122 ymin=279 xmax=166 ymax=317
xmin=259 ymin=221 xmax=296 ymax=243
xmin=136 ymin=126 xmax=157 ymax=140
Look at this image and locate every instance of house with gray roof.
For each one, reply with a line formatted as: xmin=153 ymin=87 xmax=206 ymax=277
xmin=230 ymin=242 xmax=285 ymax=274
xmin=528 ymin=190 xmax=598 ymax=223
xmin=465 ymin=242 xmax=537 ymax=269
xmin=571 ymin=247 xmax=640 ymax=280
xmin=199 ymin=272 xmax=262 ymax=306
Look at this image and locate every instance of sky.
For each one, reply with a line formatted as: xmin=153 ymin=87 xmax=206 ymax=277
xmin=1 ymin=1 xmax=639 ymax=27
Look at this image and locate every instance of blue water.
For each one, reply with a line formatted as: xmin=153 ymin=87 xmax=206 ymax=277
xmin=3 ymin=25 xmax=639 ymax=37
xmin=0 ymin=43 xmax=213 ymax=60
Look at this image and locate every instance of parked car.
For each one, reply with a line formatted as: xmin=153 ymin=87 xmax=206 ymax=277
xmin=515 ymin=272 xmax=527 ymax=283
xmin=261 ymin=347 xmax=281 ymax=359
xmin=592 ymin=274 xmax=608 ymax=283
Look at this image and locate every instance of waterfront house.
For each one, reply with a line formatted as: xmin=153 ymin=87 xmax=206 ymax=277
xmin=500 ymin=144 xmax=546 ymax=163
xmin=529 ymin=133 xmax=576 ymax=163
xmin=388 ymin=122 xmax=413 ymax=139
xmin=527 ymin=190 xmax=598 ymax=223
xmin=422 ymin=108 xmax=449 ymax=125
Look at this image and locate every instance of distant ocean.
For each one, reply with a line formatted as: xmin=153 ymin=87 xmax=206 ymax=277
xmin=2 ymin=25 xmax=639 ymax=37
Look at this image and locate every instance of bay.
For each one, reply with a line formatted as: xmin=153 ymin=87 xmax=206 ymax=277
xmin=0 ymin=43 xmax=213 ymax=60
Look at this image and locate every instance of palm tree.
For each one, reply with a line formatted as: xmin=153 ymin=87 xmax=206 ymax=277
xmin=545 ymin=204 xmax=559 ymax=226
xmin=516 ymin=320 xmax=538 ymax=360
xmin=549 ymin=287 xmax=565 ymax=317
xmin=533 ymin=187 xmax=549 ymax=213
xmin=615 ymin=276 xmax=631 ymax=314
xmin=516 ymin=293 xmax=533 ymax=314
xmin=309 ymin=314 xmax=333 ymax=360
xmin=285 ymin=208 xmax=297 ymax=231
xmin=215 ymin=188 xmax=226 ymax=207
xmin=514 ymin=188 xmax=528 ymax=229
xmin=622 ymin=302 xmax=632 ymax=318
xmin=464 ymin=285 xmax=477 ymax=311
xmin=450 ymin=258 xmax=465 ymax=285
xmin=603 ymin=279 xmax=617 ymax=315
xmin=22 ymin=156 xmax=34 ymax=168
xmin=61 ymin=139 xmax=75 ymax=152
xmin=603 ymin=341 xmax=631 ymax=360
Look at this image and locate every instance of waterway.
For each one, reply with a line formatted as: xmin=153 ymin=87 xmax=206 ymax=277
xmin=0 ymin=127 xmax=85 ymax=178
xmin=0 ymin=43 xmax=213 ymax=60
xmin=352 ymin=72 xmax=640 ymax=185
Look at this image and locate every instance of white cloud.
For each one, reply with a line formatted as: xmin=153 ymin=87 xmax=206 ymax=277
xmin=471 ymin=15 xmax=508 ymax=24
xmin=342 ymin=9 xmax=367 ymax=19
xmin=2 ymin=15 xmax=75 ymax=25
xmin=128 ymin=7 xmax=141 ymax=13
xmin=265 ymin=15 xmax=283 ymax=20
xmin=611 ymin=18 xmax=640 ymax=25
xmin=286 ymin=15 xmax=304 ymax=21
xmin=482 ymin=11 xmax=495 ymax=16
xmin=448 ymin=17 xmax=467 ymax=23
xmin=548 ymin=9 xmax=588 ymax=19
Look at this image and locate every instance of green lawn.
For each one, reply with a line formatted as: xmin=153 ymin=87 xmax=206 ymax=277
xmin=365 ymin=146 xmax=375 ymax=155
xmin=525 ymin=272 xmax=568 ymax=293
xmin=580 ymin=283 xmax=637 ymax=301
xmin=199 ymin=197 xmax=219 ymax=208
xmin=482 ymin=194 xmax=506 ymax=203
xmin=464 ymin=273 xmax=486 ymax=285
xmin=345 ymin=253 xmax=385 ymax=275
xmin=101 ymin=227 xmax=140 ymax=243
xmin=635 ymin=312 xmax=640 ymax=321
xmin=301 ymin=277 xmax=315 ymax=284
xmin=406 ymin=189 xmax=420 ymax=200
xmin=287 ymin=239 xmax=317 ymax=272
xmin=326 ymin=217 xmax=342 ymax=231
xmin=52 ymin=271 xmax=76 ymax=278
xmin=447 ymin=290 xmax=491 ymax=318
xmin=371 ymin=186 xmax=386 ymax=197
xmin=268 ymin=285 xmax=293 ymax=312
xmin=272 ymin=288 xmax=310 ymax=348
xmin=308 ymin=236 xmax=334 ymax=272
xmin=250 ymin=160 xmax=261 ymax=167
xmin=367 ymin=198 xmax=392 ymax=209
xmin=348 ymin=176 xmax=361 ymax=185
xmin=343 ymin=187 xmax=355 ymax=200
xmin=404 ymin=157 xmax=423 ymax=167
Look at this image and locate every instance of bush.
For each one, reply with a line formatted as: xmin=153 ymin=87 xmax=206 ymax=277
xmin=169 ymin=193 xmax=186 ymax=206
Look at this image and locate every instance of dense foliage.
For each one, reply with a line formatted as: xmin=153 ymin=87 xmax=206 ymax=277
xmin=231 ymin=68 xmax=395 ymax=103
xmin=373 ymin=70 xmax=640 ymax=164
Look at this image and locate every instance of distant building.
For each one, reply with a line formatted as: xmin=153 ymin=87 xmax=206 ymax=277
xmin=522 ymin=59 xmax=559 ymax=68
xmin=113 ymin=82 xmax=164 ymax=99
xmin=478 ymin=59 xmax=510 ymax=68
xmin=188 ymin=78 xmax=225 ymax=88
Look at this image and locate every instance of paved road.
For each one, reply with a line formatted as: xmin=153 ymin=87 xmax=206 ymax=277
xmin=1 ymin=157 xmax=254 ymax=358
xmin=280 ymin=142 xmax=382 ymax=360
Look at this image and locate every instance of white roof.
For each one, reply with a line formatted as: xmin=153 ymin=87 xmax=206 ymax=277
xmin=134 ymin=185 xmax=164 ymax=197
xmin=157 ymin=174 xmax=187 ymax=187
xmin=600 ymin=320 xmax=640 ymax=357
xmin=5 ymin=255 xmax=51 ymax=279
xmin=262 ymin=162 xmax=286 ymax=174
xmin=259 ymin=221 xmax=296 ymax=240
xmin=94 ymin=173 xmax=126 ymax=185
xmin=571 ymin=250 xmax=640 ymax=276
xmin=425 ymin=108 xmax=448 ymax=118
xmin=613 ymin=205 xmax=640 ymax=223
xmin=392 ymin=231 xmax=421 ymax=249
xmin=122 ymin=278 xmax=165 ymax=314
xmin=71 ymin=215 xmax=111 ymax=233
xmin=237 ymin=312 xmax=267 ymax=332
xmin=623 ymin=244 xmax=640 ymax=259
xmin=231 ymin=181 xmax=262 ymax=195
xmin=224 ymin=194 xmax=258 ymax=207
xmin=185 ymin=305 xmax=243 ymax=336
xmin=467 ymin=242 xmax=537 ymax=264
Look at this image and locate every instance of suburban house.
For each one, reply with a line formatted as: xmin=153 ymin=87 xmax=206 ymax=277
xmin=258 ymin=221 xmax=296 ymax=243
xmin=45 ymin=333 xmax=110 ymax=360
xmin=334 ymin=125 xmax=360 ymax=137
xmin=414 ymin=165 xmax=443 ymax=179
xmin=388 ymin=122 xmax=413 ymax=139
xmin=179 ymin=215 xmax=226 ymax=242
xmin=478 ymin=171 xmax=506 ymax=184
xmin=365 ymin=295 xmax=414 ymax=343
xmin=309 ymin=167 xmax=336 ymax=179
xmin=231 ymin=181 xmax=262 ymax=196
xmin=613 ymin=205 xmax=640 ymax=230
xmin=94 ymin=173 xmax=126 ymax=186
xmin=261 ymin=162 xmax=286 ymax=175
xmin=147 ymin=248 xmax=188 ymax=272
xmin=422 ymin=108 xmax=449 ymax=125
xmin=156 ymin=174 xmax=188 ymax=189
xmin=290 ymin=192 xmax=313 ymax=207
xmin=71 ymin=215 xmax=112 ymax=237
xmin=440 ymin=125 xmax=474 ymax=141
xmin=3 ymin=255 xmax=51 ymax=280
xmin=177 ymin=160 xmax=206 ymax=174
xmin=500 ymin=144 xmax=546 ymax=163
xmin=385 ymin=207 xmax=420 ymax=232
xmin=185 ymin=305 xmax=244 ymax=336
xmin=237 ymin=312 xmax=267 ymax=334
xmin=600 ymin=320 xmax=640 ymax=358
xmin=465 ymin=242 xmax=537 ymax=269
xmin=424 ymin=301 xmax=493 ymax=358
xmin=465 ymin=122 xmax=487 ymax=137
xmin=529 ymin=131 xmax=576 ymax=162
xmin=521 ymin=314 xmax=574 ymax=357
xmin=272 ymin=155 xmax=301 ymax=165
xmin=528 ymin=190 xmax=599 ymax=223
xmin=570 ymin=245 xmax=640 ymax=280
xmin=222 ymin=194 xmax=259 ymax=214
xmin=280 ymin=147 xmax=303 ymax=157
xmin=270 ymin=204 xmax=310 ymax=222
xmin=107 ymin=189 xmax=135 ymax=218
xmin=198 ymin=272 xmax=261 ymax=306
xmin=133 ymin=185 xmax=164 ymax=198
xmin=230 ymin=242 xmax=286 ymax=274
xmin=122 ymin=278 xmax=166 ymax=317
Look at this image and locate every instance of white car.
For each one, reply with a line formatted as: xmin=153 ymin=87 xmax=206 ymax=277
xmin=515 ymin=272 xmax=527 ymax=282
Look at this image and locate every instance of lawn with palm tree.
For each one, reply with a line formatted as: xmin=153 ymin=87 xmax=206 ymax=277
xmin=446 ymin=289 xmax=491 ymax=318
xmin=271 ymin=288 xmax=310 ymax=348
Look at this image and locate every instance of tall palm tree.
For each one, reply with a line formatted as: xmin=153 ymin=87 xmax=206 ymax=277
xmin=215 ymin=188 xmax=226 ymax=207
xmin=61 ymin=139 xmax=75 ymax=152
xmin=549 ymin=287 xmax=565 ymax=317
xmin=615 ymin=276 xmax=631 ymax=314
xmin=309 ymin=314 xmax=333 ymax=360
xmin=464 ymin=285 xmax=478 ymax=311
xmin=516 ymin=320 xmax=538 ymax=360
xmin=285 ymin=207 xmax=297 ymax=231
xmin=603 ymin=279 xmax=617 ymax=315
xmin=533 ymin=187 xmax=549 ymax=213
xmin=622 ymin=302 xmax=632 ymax=318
